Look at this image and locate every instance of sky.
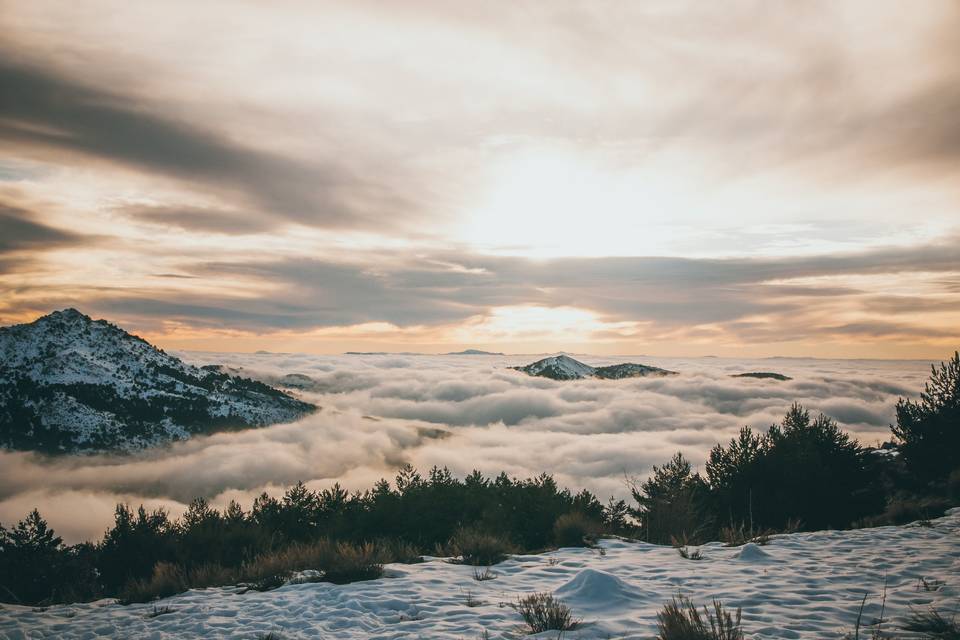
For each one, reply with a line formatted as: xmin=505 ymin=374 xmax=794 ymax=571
xmin=1 ymin=1 xmax=959 ymax=358
xmin=0 ymin=351 xmax=933 ymax=542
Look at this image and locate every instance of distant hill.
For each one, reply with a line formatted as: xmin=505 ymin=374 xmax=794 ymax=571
xmin=510 ymin=355 xmax=677 ymax=380
xmin=0 ymin=309 xmax=315 ymax=454
xmin=731 ymin=372 xmax=792 ymax=381
xmin=445 ymin=349 xmax=505 ymax=356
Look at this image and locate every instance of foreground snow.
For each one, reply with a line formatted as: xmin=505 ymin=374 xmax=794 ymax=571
xmin=3 ymin=509 xmax=959 ymax=639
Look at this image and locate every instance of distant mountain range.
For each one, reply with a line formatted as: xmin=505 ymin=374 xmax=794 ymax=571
xmin=510 ymin=355 xmax=678 ymax=380
xmin=0 ymin=309 xmax=315 ymax=454
xmin=343 ymin=349 xmax=505 ymax=356
xmin=445 ymin=349 xmax=504 ymax=356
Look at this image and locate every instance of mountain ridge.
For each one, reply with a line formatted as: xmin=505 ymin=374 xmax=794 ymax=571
xmin=0 ymin=309 xmax=316 ymax=453
xmin=510 ymin=354 xmax=677 ymax=380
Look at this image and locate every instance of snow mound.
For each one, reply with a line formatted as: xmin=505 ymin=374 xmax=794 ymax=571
xmin=554 ymin=569 xmax=650 ymax=607
xmin=736 ymin=542 xmax=774 ymax=562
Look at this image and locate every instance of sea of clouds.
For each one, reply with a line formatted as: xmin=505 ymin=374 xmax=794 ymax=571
xmin=0 ymin=352 xmax=936 ymax=542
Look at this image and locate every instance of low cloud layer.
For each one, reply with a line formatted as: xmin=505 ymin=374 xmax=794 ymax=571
xmin=0 ymin=352 xmax=935 ymax=542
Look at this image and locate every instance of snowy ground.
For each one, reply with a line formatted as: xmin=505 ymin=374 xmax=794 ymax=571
xmin=3 ymin=509 xmax=958 ymax=640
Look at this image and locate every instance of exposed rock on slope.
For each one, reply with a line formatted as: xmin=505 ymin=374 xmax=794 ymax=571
xmin=0 ymin=309 xmax=315 ymax=453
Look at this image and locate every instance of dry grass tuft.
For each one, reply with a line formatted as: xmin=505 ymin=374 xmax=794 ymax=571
xmin=513 ymin=592 xmax=580 ymax=633
xmin=656 ymin=594 xmax=743 ymax=640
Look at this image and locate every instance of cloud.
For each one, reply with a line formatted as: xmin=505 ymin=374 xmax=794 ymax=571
xmin=0 ymin=60 xmax=416 ymax=231
xmin=0 ymin=352 xmax=935 ymax=543
xmin=0 ymin=202 xmax=83 ymax=254
xmin=123 ymin=205 xmax=273 ymax=235
xmin=75 ymin=238 xmax=960 ymax=343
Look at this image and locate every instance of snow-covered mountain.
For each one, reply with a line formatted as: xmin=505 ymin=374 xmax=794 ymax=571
xmin=510 ymin=355 xmax=676 ymax=380
xmin=0 ymin=309 xmax=316 ymax=453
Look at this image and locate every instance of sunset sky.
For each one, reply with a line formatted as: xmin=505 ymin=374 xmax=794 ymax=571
xmin=1 ymin=1 xmax=959 ymax=358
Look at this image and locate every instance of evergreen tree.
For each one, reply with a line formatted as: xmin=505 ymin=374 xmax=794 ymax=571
xmin=892 ymin=351 xmax=960 ymax=483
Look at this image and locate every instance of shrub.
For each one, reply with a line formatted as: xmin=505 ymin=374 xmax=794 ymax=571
xmin=120 ymin=562 xmax=188 ymax=604
xmin=676 ymin=546 xmax=703 ymax=561
xmin=902 ymin=607 xmax=960 ymax=638
xmin=553 ymin=512 xmax=600 ymax=547
xmin=378 ymin=539 xmax=423 ymax=564
xmin=241 ymin=539 xmax=382 ymax=585
xmin=322 ymin=542 xmax=383 ymax=584
xmin=473 ymin=567 xmax=497 ymax=581
xmin=514 ymin=592 xmax=579 ymax=633
xmin=449 ymin=529 xmax=515 ymax=566
xmin=946 ymin=468 xmax=960 ymax=501
xmin=656 ymin=594 xmax=743 ymax=640
xmin=146 ymin=604 xmax=175 ymax=618
xmin=719 ymin=524 xmax=772 ymax=547
xmin=875 ymin=494 xmax=951 ymax=526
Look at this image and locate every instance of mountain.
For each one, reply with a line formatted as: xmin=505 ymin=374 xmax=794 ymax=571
xmin=731 ymin=372 xmax=792 ymax=381
xmin=0 ymin=309 xmax=316 ymax=454
xmin=445 ymin=349 xmax=505 ymax=356
xmin=510 ymin=355 xmax=676 ymax=380
xmin=594 ymin=363 xmax=677 ymax=379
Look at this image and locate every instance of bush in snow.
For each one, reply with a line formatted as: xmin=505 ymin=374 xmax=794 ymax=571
xmin=552 ymin=511 xmax=601 ymax=547
xmin=656 ymin=594 xmax=743 ymax=640
xmin=448 ymin=528 xmax=515 ymax=566
xmin=513 ymin=592 xmax=579 ymax=633
xmin=902 ymin=606 xmax=960 ymax=638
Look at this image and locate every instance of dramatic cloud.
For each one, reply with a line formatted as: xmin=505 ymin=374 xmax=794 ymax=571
xmin=0 ymin=352 xmax=935 ymax=542
xmin=0 ymin=203 xmax=83 ymax=255
xmin=1 ymin=1 xmax=959 ymax=354
xmin=0 ymin=60 xmax=417 ymax=231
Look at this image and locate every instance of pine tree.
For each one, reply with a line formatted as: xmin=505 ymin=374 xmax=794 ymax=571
xmin=892 ymin=351 xmax=960 ymax=482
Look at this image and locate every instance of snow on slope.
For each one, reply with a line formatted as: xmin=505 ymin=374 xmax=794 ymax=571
xmin=511 ymin=355 xmax=677 ymax=380
xmin=0 ymin=309 xmax=316 ymax=453
xmin=4 ymin=509 xmax=958 ymax=639
xmin=512 ymin=354 xmax=599 ymax=380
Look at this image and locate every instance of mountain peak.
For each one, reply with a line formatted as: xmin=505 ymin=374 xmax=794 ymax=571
xmin=511 ymin=355 xmax=677 ymax=380
xmin=0 ymin=311 xmax=315 ymax=454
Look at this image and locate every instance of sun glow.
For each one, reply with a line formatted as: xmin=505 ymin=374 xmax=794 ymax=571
xmin=458 ymin=146 xmax=704 ymax=258
xmin=451 ymin=305 xmax=641 ymax=345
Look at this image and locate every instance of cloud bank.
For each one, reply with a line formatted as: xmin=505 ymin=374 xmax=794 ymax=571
xmin=0 ymin=352 xmax=935 ymax=542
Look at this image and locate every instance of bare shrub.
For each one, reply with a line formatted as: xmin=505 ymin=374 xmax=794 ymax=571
xmin=449 ymin=529 xmax=515 ymax=566
xmin=553 ymin=512 xmax=600 ymax=547
xmin=145 ymin=604 xmax=175 ymax=618
xmin=119 ymin=562 xmax=188 ymax=604
xmin=473 ymin=567 xmax=497 ymax=581
xmin=514 ymin=592 xmax=580 ymax=633
xmin=903 ymin=607 xmax=960 ymax=639
xmin=656 ymin=594 xmax=743 ymax=640
xmin=322 ymin=542 xmax=384 ymax=584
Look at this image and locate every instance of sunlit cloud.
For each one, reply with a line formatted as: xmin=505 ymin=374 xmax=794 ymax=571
xmin=1 ymin=1 xmax=959 ymax=356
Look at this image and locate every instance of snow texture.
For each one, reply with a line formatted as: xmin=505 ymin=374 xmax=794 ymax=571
xmin=2 ymin=509 xmax=958 ymax=639
xmin=0 ymin=309 xmax=315 ymax=453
